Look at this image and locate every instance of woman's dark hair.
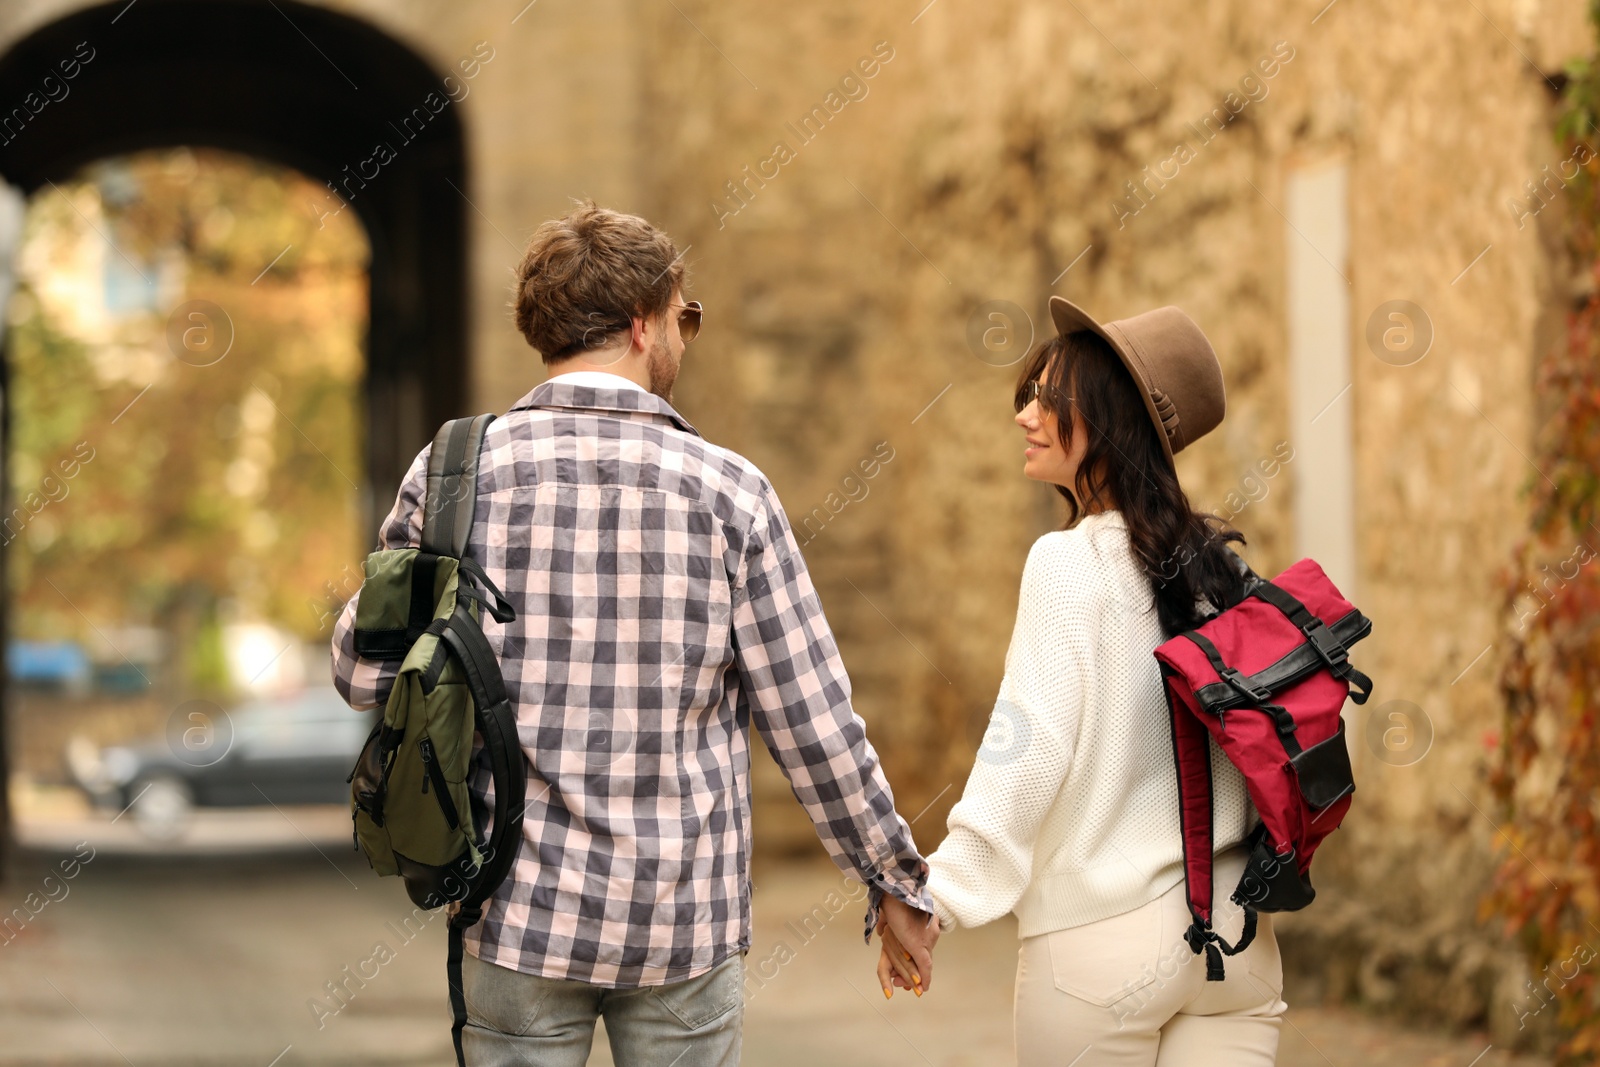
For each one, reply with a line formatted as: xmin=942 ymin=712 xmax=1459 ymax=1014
xmin=1015 ymin=329 xmax=1248 ymax=637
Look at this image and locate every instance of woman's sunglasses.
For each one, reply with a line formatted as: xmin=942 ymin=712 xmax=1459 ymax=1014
xmin=670 ymin=301 xmax=703 ymax=343
xmin=1018 ymin=379 xmax=1073 ymax=411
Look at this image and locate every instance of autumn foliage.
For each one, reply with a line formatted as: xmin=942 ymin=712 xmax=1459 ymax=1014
xmin=6 ymin=148 xmax=368 ymax=694
xmin=1487 ymin=19 xmax=1600 ymax=1060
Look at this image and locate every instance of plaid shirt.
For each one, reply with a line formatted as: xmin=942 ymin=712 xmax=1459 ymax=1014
xmin=331 ymin=377 xmax=931 ymax=987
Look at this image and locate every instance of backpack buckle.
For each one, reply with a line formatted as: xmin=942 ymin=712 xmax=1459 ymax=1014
xmin=1218 ymin=665 xmax=1272 ymax=705
xmin=1301 ymin=617 xmax=1349 ymax=670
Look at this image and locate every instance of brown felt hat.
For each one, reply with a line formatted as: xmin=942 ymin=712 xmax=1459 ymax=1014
xmin=1048 ymin=296 xmax=1225 ymax=468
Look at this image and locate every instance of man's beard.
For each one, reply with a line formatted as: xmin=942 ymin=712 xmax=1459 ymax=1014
xmin=646 ymin=331 xmax=678 ymax=401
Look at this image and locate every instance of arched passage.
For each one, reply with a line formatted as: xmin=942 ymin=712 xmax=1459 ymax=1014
xmin=0 ymin=0 xmax=472 ymax=871
xmin=0 ymin=0 xmax=469 ymax=503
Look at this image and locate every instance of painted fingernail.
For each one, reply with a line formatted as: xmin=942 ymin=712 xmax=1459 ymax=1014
xmin=882 ymin=987 xmax=891 ymax=1000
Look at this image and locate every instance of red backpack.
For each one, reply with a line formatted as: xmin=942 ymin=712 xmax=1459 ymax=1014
xmin=1154 ymin=557 xmax=1373 ymax=981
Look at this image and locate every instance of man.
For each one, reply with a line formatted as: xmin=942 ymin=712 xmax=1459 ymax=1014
xmin=331 ymin=201 xmax=938 ymax=1065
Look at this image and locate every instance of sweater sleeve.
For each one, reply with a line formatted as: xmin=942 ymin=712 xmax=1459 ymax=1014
xmin=924 ymin=532 xmax=1099 ymax=930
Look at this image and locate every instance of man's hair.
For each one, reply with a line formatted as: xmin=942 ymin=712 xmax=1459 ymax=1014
xmin=512 ymin=201 xmax=687 ymax=363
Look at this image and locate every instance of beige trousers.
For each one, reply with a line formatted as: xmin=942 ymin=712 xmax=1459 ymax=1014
xmin=1013 ymin=846 xmax=1286 ymax=1067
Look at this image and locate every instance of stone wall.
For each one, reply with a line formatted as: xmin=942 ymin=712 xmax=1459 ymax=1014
xmin=630 ymin=0 xmax=1589 ymax=1044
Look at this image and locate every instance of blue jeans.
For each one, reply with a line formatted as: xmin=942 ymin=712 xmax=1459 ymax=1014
xmin=461 ymin=950 xmax=745 ymax=1066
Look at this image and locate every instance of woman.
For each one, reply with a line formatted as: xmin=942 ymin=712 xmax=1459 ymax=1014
xmin=879 ymin=298 xmax=1286 ymax=1065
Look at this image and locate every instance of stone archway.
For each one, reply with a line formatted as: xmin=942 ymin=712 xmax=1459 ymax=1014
xmin=0 ymin=0 xmax=470 ymax=507
xmin=0 ymin=0 xmax=472 ymax=872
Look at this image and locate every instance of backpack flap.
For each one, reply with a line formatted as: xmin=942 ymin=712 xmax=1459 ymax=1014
xmin=352 ymin=549 xmax=453 ymax=659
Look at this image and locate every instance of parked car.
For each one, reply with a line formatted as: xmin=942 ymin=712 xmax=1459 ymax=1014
xmin=66 ymin=686 xmax=370 ymax=838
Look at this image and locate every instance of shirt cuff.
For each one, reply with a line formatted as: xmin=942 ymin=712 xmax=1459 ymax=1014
xmin=860 ymin=857 xmax=935 ymax=944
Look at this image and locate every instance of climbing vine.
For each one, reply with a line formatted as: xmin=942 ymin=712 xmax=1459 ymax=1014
xmin=1488 ymin=7 xmax=1600 ymax=1060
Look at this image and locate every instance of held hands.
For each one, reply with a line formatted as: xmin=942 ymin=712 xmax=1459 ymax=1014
xmin=874 ymin=893 xmax=940 ymax=999
xmin=876 ymin=921 xmax=919 ymax=997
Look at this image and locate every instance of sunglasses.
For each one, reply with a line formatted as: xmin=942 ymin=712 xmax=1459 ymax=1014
xmin=669 ymin=301 xmax=703 ymax=343
xmin=1018 ymin=379 xmax=1074 ymax=410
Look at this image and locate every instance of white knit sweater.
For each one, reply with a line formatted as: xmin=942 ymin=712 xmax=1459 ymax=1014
xmin=925 ymin=510 xmax=1253 ymax=938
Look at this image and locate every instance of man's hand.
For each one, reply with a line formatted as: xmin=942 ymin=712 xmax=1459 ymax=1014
xmin=876 ymin=893 xmax=941 ymax=994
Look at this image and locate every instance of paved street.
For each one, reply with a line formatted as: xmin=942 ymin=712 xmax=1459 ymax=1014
xmin=0 ymin=808 xmax=1551 ymax=1066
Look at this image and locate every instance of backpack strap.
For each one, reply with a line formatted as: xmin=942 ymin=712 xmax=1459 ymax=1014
xmin=1184 ymin=901 xmax=1258 ymax=981
xmin=422 ymin=414 xmax=496 ymax=559
xmin=1164 ymin=658 xmax=1261 ymax=982
xmin=439 ymin=606 xmax=526 ymax=898
xmin=1162 ymin=663 xmax=1218 ymax=976
xmin=419 ymin=413 xmax=523 ymax=1067
xmin=440 ymin=605 xmax=527 ymax=1067
xmin=446 ymin=912 xmax=473 ymax=1067
xmin=456 ymin=557 xmax=516 ymax=623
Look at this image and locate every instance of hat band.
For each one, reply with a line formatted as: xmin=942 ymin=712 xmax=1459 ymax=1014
xmin=1151 ymin=387 xmax=1181 ymax=446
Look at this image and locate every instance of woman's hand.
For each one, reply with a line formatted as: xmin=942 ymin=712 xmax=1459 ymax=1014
xmin=874 ymin=907 xmax=934 ymax=997
xmin=876 ymin=893 xmax=940 ymax=995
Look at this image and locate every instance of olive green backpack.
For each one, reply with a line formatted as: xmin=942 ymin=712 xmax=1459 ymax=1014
xmin=345 ymin=414 xmax=525 ymax=1066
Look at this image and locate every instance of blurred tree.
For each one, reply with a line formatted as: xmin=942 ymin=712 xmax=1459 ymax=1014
xmin=1489 ymin=10 xmax=1600 ymax=1061
xmin=5 ymin=147 xmax=368 ymax=697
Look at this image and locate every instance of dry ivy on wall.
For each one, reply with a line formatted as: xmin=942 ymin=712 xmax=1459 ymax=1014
xmin=1488 ymin=15 xmax=1600 ymax=1060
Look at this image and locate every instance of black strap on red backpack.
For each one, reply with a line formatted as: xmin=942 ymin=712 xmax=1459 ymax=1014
xmin=1154 ymin=556 xmax=1373 ymax=981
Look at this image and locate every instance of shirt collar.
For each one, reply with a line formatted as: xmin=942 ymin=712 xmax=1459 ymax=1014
xmin=507 ymin=377 xmax=701 ymax=437
xmin=545 ymin=370 xmax=648 ymax=393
